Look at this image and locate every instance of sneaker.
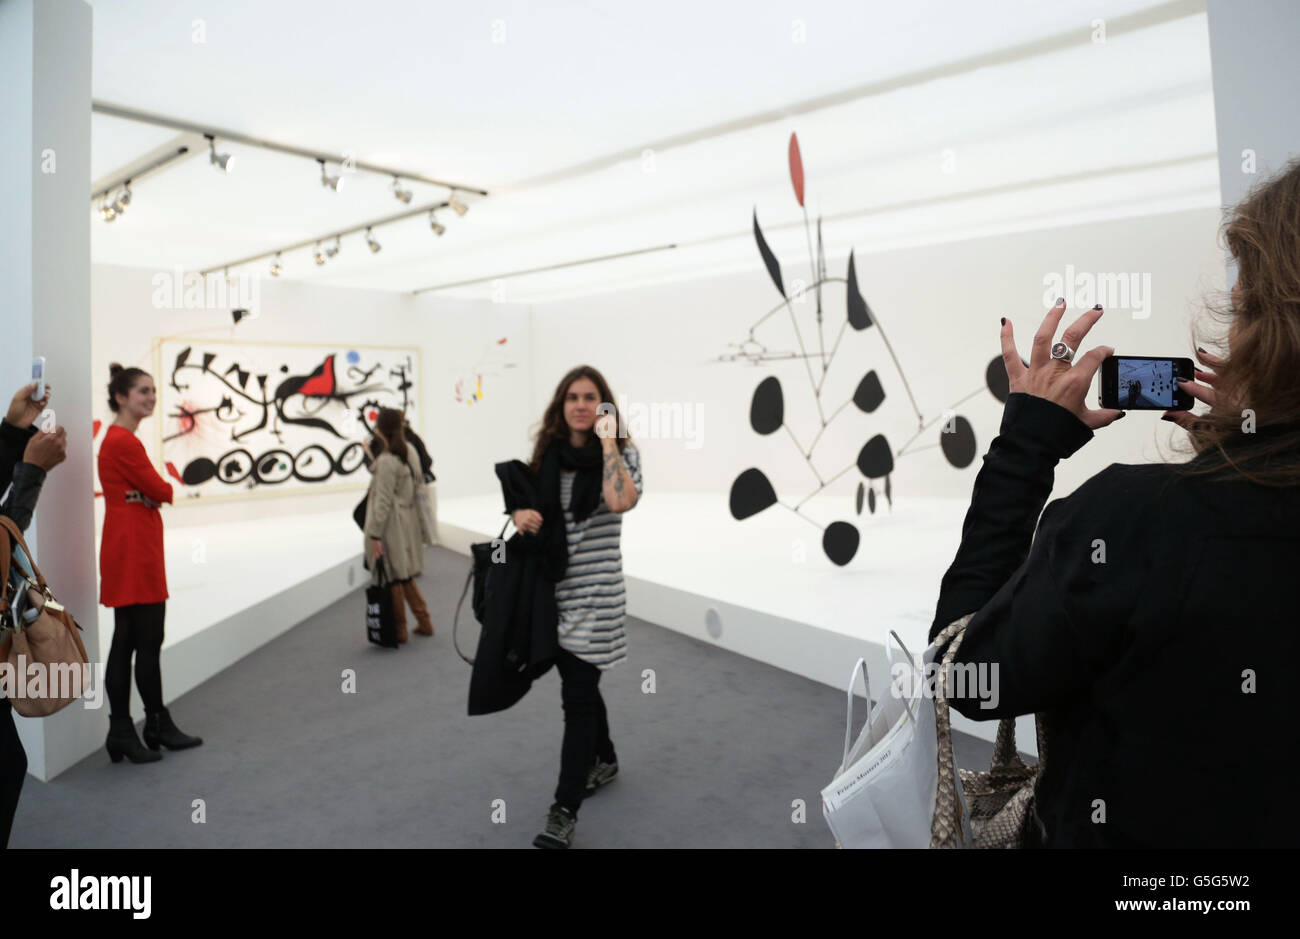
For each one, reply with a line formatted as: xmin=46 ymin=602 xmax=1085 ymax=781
xmin=533 ymin=803 xmax=577 ymax=849
xmin=584 ymin=759 xmax=619 ymax=796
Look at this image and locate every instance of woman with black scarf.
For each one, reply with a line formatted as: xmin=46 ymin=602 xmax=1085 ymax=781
xmin=517 ymin=366 xmax=642 ymax=849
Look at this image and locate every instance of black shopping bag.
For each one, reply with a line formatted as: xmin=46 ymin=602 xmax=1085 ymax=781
xmin=365 ymin=558 xmax=399 ymax=648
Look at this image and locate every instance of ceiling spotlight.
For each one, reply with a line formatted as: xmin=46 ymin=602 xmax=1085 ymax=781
xmin=111 ymin=182 xmax=132 ymax=215
xmin=270 ymin=252 xmax=283 ymax=277
xmin=366 ymin=227 xmax=382 ymax=253
xmin=98 ymin=197 xmax=117 ymax=222
xmin=391 ymin=177 xmax=412 ymax=204
xmin=319 ymin=159 xmax=344 ymax=192
xmin=313 ymin=242 xmax=326 ymax=266
xmin=428 ymin=210 xmax=445 ymax=236
xmin=207 ymin=136 xmax=234 ymax=173
xmin=325 ymin=235 xmax=341 ymax=258
xmin=448 ymin=192 xmax=468 ymax=216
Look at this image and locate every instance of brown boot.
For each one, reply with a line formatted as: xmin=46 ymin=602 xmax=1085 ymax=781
xmin=390 ymin=583 xmax=409 ymax=643
xmin=402 ymin=580 xmax=435 ymax=636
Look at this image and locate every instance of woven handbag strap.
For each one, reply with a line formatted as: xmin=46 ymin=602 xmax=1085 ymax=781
xmin=930 ymin=613 xmax=974 ymax=848
xmin=992 ymin=715 xmax=1023 ymax=770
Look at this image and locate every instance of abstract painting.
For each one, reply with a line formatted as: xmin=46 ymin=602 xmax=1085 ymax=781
xmin=157 ymin=339 xmax=421 ymax=500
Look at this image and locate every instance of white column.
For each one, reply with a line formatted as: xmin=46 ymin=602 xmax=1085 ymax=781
xmin=0 ymin=0 xmax=98 ymax=780
xmin=1207 ymin=0 xmax=1300 ymax=283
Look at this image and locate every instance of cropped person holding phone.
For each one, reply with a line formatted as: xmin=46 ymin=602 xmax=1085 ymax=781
xmin=929 ymin=159 xmax=1300 ymax=847
xmin=0 ymin=381 xmax=66 ymax=847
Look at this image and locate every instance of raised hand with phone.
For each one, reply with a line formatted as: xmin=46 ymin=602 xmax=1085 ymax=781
xmin=7 ymin=381 xmax=52 ymax=431
xmin=999 ymin=298 xmax=1124 ymax=430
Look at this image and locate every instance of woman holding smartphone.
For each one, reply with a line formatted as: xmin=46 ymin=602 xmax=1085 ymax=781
xmin=928 ymin=159 xmax=1300 ymax=847
xmin=520 ymin=366 xmax=642 ymax=850
xmin=99 ymin=364 xmax=201 ymax=764
xmin=0 ymin=381 xmax=65 ymax=845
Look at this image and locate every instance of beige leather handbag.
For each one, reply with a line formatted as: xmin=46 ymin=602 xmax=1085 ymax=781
xmin=0 ymin=516 xmax=90 ymax=718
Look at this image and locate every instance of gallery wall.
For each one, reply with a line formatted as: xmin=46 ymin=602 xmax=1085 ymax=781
xmin=89 ymin=264 xmax=535 ymax=531
xmin=527 ymin=206 xmax=1228 ymax=517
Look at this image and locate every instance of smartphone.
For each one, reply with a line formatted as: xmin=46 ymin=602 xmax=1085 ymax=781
xmin=31 ymin=356 xmax=45 ymax=400
xmin=1100 ymin=355 xmax=1195 ymax=410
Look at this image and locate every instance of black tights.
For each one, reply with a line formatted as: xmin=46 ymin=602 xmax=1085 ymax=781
xmin=0 ymin=700 xmax=25 ymax=848
xmin=554 ymin=648 xmax=616 ymax=815
xmin=106 ymin=602 xmax=165 ymax=718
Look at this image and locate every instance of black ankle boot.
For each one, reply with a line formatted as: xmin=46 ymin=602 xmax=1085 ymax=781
xmin=143 ymin=707 xmax=203 ymax=751
xmin=106 ymin=716 xmax=162 ymax=764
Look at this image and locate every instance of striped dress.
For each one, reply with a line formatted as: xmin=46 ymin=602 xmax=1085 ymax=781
xmin=555 ymin=444 xmax=643 ymax=669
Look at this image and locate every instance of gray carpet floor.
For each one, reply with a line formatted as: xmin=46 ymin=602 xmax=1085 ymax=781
xmin=11 ymin=546 xmax=997 ymax=848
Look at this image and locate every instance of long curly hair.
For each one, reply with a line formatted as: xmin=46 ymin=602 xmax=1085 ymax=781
xmin=1168 ymin=157 xmax=1300 ymax=486
xmin=528 ymin=365 xmax=629 ymax=472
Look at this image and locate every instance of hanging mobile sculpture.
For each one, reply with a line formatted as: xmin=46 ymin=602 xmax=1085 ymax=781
xmin=725 ymin=133 xmax=1016 ymax=566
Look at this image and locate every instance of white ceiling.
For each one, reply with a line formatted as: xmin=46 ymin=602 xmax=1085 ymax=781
xmin=87 ymin=0 xmax=1220 ymax=302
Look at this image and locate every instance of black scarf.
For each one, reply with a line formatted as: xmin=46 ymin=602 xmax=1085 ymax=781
xmin=540 ymin=438 xmax=604 ymax=525
xmin=524 ymin=438 xmax=604 ymax=585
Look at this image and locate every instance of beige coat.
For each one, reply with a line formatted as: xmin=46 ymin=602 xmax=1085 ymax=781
xmin=363 ymin=446 xmax=435 ymax=582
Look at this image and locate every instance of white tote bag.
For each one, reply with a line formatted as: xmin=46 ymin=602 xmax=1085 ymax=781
xmin=821 ymin=632 xmax=951 ymax=848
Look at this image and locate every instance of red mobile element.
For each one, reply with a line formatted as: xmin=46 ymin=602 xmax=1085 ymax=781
xmin=789 ymin=133 xmax=805 ymax=207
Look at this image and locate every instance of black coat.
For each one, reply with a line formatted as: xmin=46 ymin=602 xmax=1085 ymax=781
xmin=0 ymin=421 xmax=42 ymax=532
xmin=931 ymin=393 xmax=1300 ymax=847
xmin=405 ymin=426 xmax=436 ymax=483
xmin=467 ymin=460 xmax=565 ymax=716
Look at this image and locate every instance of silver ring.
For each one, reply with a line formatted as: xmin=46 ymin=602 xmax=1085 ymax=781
xmin=1050 ymin=341 xmax=1075 ymax=363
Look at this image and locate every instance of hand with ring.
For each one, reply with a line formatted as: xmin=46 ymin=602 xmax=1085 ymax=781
xmin=1000 ymin=298 xmax=1124 ymax=431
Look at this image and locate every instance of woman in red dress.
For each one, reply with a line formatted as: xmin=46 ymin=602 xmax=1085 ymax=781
xmin=99 ymin=364 xmax=201 ymax=764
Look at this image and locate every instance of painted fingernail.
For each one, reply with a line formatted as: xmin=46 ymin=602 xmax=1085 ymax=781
xmin=1093 ymin=304 xmax=1103 ymax=311
xmin=1114 ymin=412 xmax=1127 ymax=420
xmin=1055 ymin=297 xmax=1065 ymax=307
xmin=1000 ymin=317 xmax=1006 ymax=326
xmin=1197 ymin=346 xmax=1207 ymax=353
xmin=1161 ymin=414 xmax=1175 ymax=422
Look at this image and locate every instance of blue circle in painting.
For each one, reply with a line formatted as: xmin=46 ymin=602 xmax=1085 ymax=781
xmin=346 ymin=350 xmax=361 ymax=365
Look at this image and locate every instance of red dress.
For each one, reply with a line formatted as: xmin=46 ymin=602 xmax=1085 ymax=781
xmin=98 ymin=425 xmax=174 ymax=607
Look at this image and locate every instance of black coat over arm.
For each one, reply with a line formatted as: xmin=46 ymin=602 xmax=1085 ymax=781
xmin=467 ymin=460 xmax=565 ymax=716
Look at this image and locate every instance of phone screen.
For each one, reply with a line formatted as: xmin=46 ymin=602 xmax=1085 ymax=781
xmin=32 ymin=360 xmax=43 ymax=379
xmin=1116 ymin=357 xmax=1179 ymax=408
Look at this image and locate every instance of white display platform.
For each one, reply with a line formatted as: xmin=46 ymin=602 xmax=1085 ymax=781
xmin=438 ymin=492 xmax=1036 ymax=753
xmin=92 ymin=510 xmax=366 ymax=719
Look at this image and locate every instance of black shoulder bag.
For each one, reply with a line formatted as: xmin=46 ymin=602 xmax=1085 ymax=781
xmin=452 ymin=517 xmax=511 ymax=665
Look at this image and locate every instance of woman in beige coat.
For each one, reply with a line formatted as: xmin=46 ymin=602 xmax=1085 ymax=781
xmin=363 ymin=408 xmax=436 ymax=642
